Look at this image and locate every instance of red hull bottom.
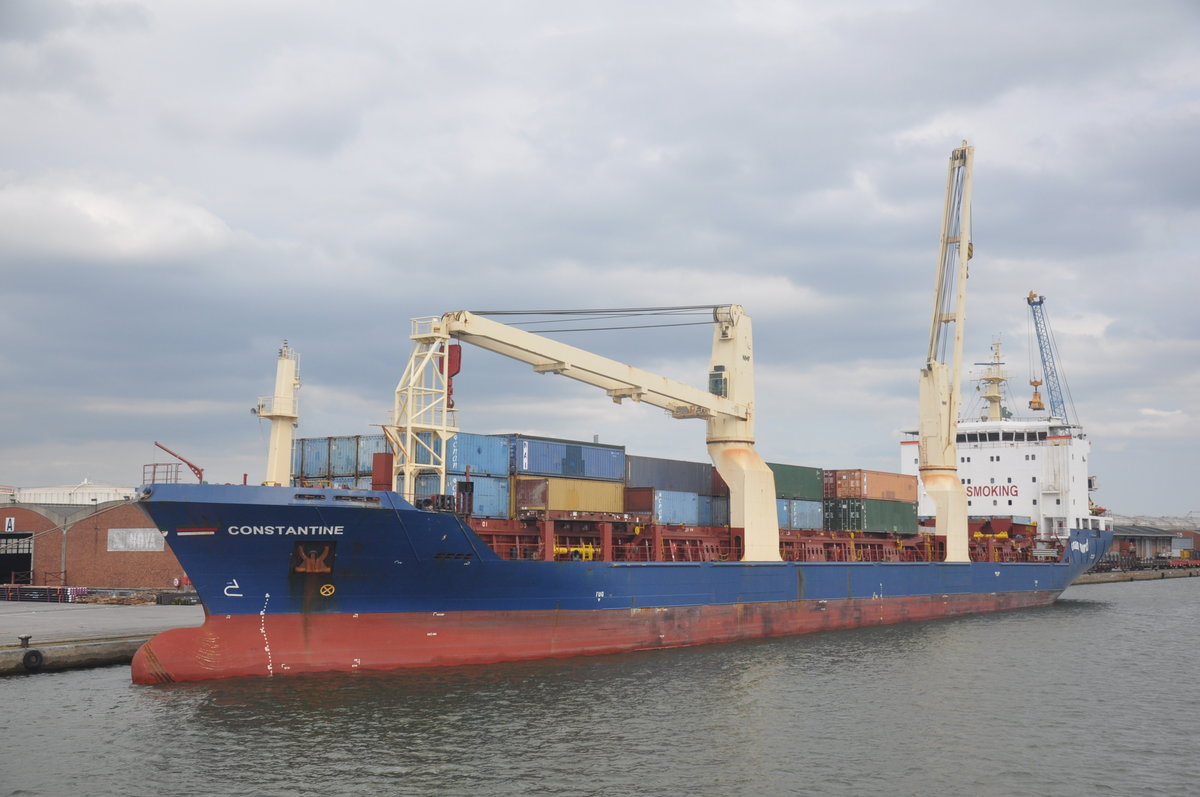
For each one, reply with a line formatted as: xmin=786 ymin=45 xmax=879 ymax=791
xmin=132 ymin=591 xmax=1060 ymax=684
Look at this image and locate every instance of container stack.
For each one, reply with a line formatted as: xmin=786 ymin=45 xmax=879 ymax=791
xmin=506 ymin=435 xmax=626 ymax=516
xmin=822 ymin=469 xmax=919 ymax=534
xmin=624 ymin=455 xmax=726 ymax=526
xmin=414 ymin=432 xmax=511 ymax=518
xmin=294 ymin=434 xmax=389 ymax=489
xmin=768 ymin=463 xmax=824 ymax=531
xmin=292 ymin=432 xmax=919 ymax=538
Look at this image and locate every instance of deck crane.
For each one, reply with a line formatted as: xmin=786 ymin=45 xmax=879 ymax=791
xmin=1026 ymin=292 xmax=1069 ymax=422
xmin=917 ymin=141 xmax=974 ymax=564
xmin=387 ymin=305 xmax=783 ymax=562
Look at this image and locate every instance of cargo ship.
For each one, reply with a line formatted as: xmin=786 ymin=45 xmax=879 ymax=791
xmin=131 ymin=482 xmax=1107 ymax=683
xmin=130 ymin=142 xmax=1112 ymax=684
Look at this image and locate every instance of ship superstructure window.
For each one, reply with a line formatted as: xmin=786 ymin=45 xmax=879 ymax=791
xmin=1002 ymin=432 xmax=1014 ymax=441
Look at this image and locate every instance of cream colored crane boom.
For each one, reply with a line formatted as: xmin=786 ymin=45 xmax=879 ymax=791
xmin=391 ymin=305 xmax=782 ymax=562
xmin=918 ymin=141 xmax=973 ymax=563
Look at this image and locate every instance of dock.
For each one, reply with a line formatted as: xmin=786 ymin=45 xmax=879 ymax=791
xmin=0 ymin=601 xmax=204 ymax=676
xmin=1074 ymin=567 xmax=1200 ymax=585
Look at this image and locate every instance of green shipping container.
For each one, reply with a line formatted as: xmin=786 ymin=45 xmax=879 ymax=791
xmin=767 ymin=463 xmax=824 ymax=501
xmin=822 ymin=498 xmax=918 ymax=534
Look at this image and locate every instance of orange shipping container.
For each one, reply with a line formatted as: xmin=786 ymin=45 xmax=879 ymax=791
xmin=513 ymin=476 xmax=625 ymax=514
xmin=832 ymin=469 xmax=918 ymax=502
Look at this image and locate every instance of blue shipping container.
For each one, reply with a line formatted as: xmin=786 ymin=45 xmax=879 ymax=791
xmin=507 ymin=435 xmax=625 ymax=481
xmin=448 ymin=432 xmax=510 ymax=476
xmin=790 ymin=499 xmax=823 ymax=530
xmin=357 ymin=435 xmax=389 ymax=474
xmin=413 ymin=473 xmax=510 ymax=519
xmin=697 ymin=495 xmax=714 ymax=526
xmin=776 ymin=499 xmax=792 ymax=530
xmin=653 ymin=490 xmax=700 ymax=525
xmin=413 ymin=431 xmax=444 ymax=466
xmin=329 ymin=436 xmax=360 ymax=478
xmin=301 ymin=438 xmax=330 ymax=478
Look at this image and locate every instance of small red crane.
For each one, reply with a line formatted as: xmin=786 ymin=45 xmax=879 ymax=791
xmin=154 ymin=441 xmax=205 ymax=483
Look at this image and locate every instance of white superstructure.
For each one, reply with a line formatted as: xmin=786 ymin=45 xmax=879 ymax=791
xmin=901 ymin=339 xmax=1109 ymax=539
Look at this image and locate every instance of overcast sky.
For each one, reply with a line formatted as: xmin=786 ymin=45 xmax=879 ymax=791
xmin=2 ymin=0 xmax=1197 ymax=516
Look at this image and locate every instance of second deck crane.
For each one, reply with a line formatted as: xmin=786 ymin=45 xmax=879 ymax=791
xmin=917 ymin=141 xmax=974 ymax=564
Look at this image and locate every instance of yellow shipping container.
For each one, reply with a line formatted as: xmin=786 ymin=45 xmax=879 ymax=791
xmin=513 ymin=476 xmax=625 ymax=514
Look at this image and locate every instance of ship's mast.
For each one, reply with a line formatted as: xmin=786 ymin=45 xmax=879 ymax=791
xmin=257 ymin=342 xmax=300 ymax=486
xmin=977 ymin=339 xmax=1008 ymax=422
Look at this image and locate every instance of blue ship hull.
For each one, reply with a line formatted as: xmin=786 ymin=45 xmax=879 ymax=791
xmin=130 ymin=483 xmax=1111 ymax=683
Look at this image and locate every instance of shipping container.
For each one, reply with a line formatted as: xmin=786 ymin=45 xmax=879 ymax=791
xmin=625 ymin=488 xmax=700 ymax=525
xmin=789 ymin=499 xmax=823 ymax=530
xmin=412 ymin=431 xmax=445 ymax=466
xmin=447 ymin=432 xmax=510 ymax=476
xmin=300 ymin=438 xmax=330 ymax=478
xmin=697 ymin=495 xmax=714 ymax=526
xmin=514 ymin=476 xmax=625 ymax=514
xmin=776 ymin=499 xmax=792 ymax=530
xmin=767 ymin=463 xmax=824 ymax=500
xmin=329 ymin=436 xmax=361 ymax=477
xmin=357 ymin=435 xmax=389 ymax=474
xmin=828 ymin=469 xmax=918 ymax=502
xmin=625 ymin=455 xmax=713 ymax=494
xmin=822 ymin=498 xmax=918 ymax=534
xmin=712 ymin=496 xmax=730 ymax=527
xmin=506 ymin=435 xmax=625 ymax=481
xmin=414 ymin=473 xmax=511 ymax=519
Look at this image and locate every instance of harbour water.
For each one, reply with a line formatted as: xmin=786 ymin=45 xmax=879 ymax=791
xmin=4 ymin=577 xmax=1196 ymax=797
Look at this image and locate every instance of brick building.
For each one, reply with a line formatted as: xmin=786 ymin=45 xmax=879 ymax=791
xmin=2 ymin=500 xmax=186 ymax=589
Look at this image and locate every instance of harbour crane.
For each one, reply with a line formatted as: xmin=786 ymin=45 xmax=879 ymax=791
xmin=1026 ymin=292 xmax=1070 ymax=423
xmin=917 ymin=141 xmax=974 ymax=564
xmin=387 ymin=305 xmax=783 ymax=562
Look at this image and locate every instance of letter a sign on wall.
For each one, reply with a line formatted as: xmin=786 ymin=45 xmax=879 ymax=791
xmin=4 ymin=517 xmax=13 ymax=532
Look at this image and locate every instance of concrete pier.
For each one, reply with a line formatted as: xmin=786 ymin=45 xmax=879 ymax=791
xmin=1074 ymin=567 xmax=1200 ymax=585
xmin=0 ymin=601 xmax=204 ymax=676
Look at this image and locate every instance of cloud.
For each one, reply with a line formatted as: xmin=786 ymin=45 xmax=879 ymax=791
xmin=0 ymin=173 xmax=233 ymax=262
